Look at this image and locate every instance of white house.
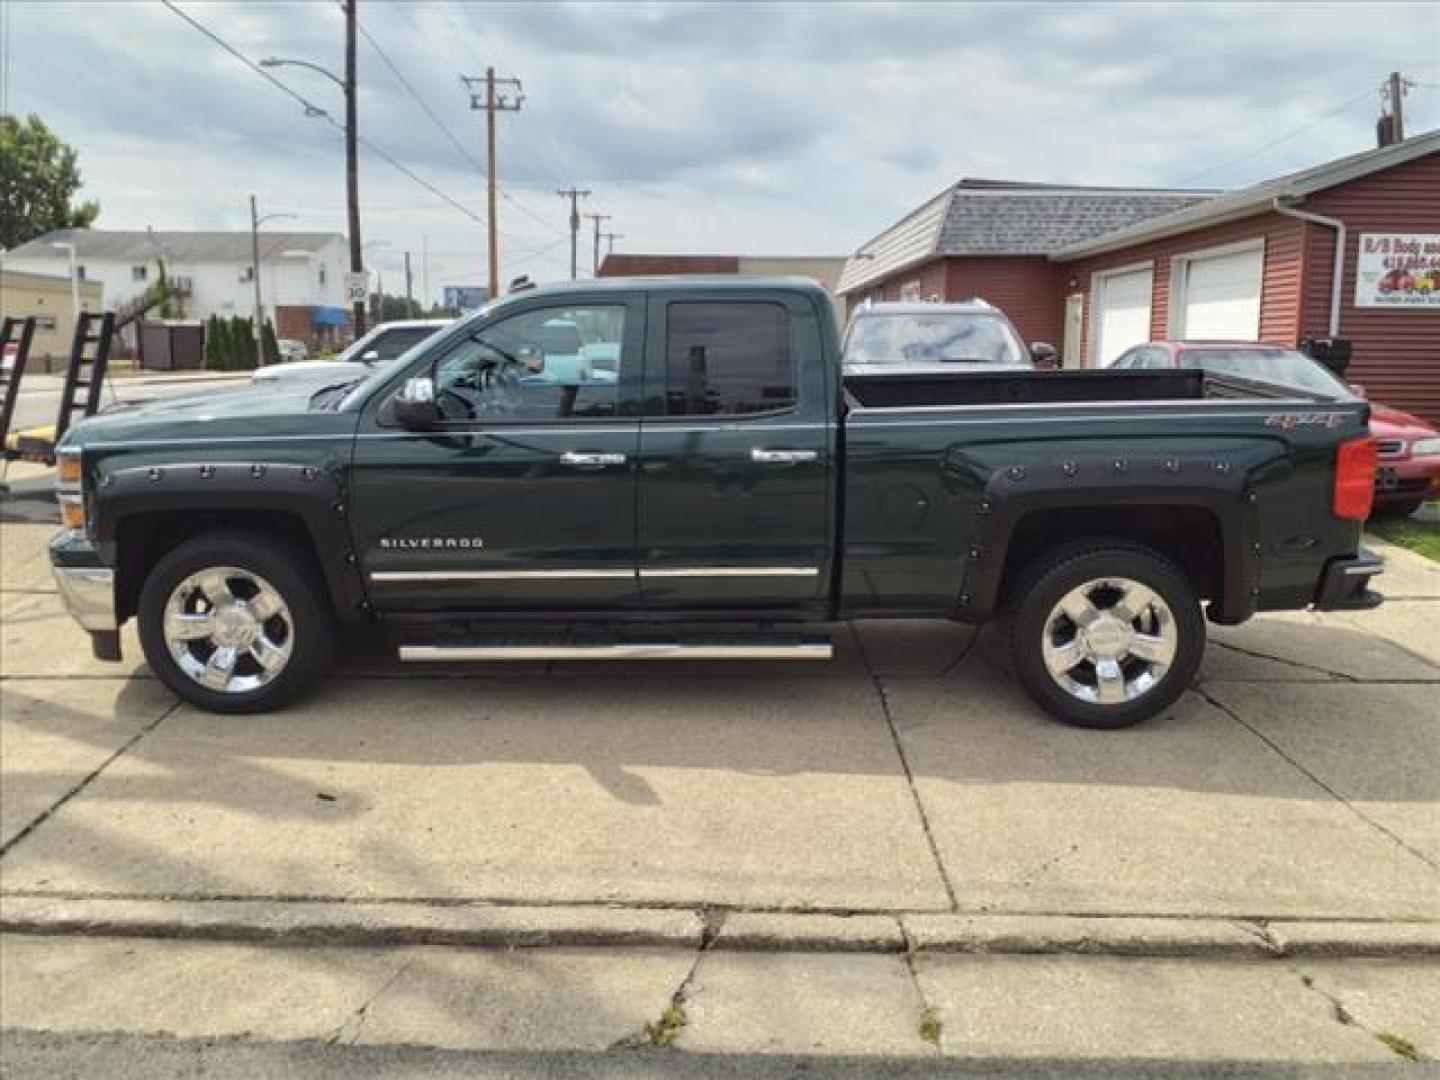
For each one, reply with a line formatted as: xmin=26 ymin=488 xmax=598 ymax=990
xmin=3 ymin=229 xmax=350 ymax=347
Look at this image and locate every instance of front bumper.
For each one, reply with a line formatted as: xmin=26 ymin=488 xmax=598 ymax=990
xmin=50 ymin=533 xmax=121 ymax=660
xmin=1313 ymin=549 xmax=1384 ymax=611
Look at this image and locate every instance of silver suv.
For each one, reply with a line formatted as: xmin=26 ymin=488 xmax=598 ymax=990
xmin=842 ymin=300 xmax=1048 ymax=376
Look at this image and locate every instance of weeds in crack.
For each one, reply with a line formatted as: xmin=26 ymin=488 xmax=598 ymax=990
xmin=644 ymin=1002 xmax=688 ymax=1047
xmin=1376 ymin=1031 xmax=1420 ymax=1061
xmin=919 ymin=1006 xmax=943 ymax=1047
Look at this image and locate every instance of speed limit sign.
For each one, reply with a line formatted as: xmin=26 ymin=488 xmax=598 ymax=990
xmin=343 ymin=271 xmax=369 ymax=305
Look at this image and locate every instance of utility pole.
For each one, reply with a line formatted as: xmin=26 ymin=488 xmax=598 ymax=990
xmin=249 ymin=196 xmax=296 ymax=364
xmin=585 ymin=211 xmax=611 ymax=276
xmin=1388 ymin=71 xmax=1406 ymax=143
xmin=421 ymin=235 xmax=429 ymax=312
xmin=341 ymin=0 xmax=365 ymax=337
xmin=602 ymin=231 xmax=623 ymax=258
xmin=462 ymin=68 xmax=523 ymax=299
xmin=404 ymin=250 xmax=413 ymax=313
xmin=557 ymin=187 xmax=592 ymax=280
xmin=1379 ymin=71 xmax=1412 ymax=146
xmin=250 ymin=196 xmax=263 ymax=362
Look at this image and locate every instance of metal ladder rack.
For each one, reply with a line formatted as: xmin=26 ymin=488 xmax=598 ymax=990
xmin=1 ymin=316 xmax=39 ymax=452
xmin=53 ymin=311 xmax=117 ymax=447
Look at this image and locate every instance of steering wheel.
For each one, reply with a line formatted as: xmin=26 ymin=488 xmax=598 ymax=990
xmin=436 ymin=386 xmax=476 ymax=421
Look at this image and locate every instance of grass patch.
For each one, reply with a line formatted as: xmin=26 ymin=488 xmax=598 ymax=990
xmin=1375 ymin=1031 xmax=1419 ymax=1061
xmin=644 ymin=1002 xmax=687 ymax=1047
xmin=1368 ymin=508 xmax=1440 ymax=562
xmin=919 ymin=1006 xmax=943 ymax=1047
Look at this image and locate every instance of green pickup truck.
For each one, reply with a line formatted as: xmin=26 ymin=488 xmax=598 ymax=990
xmin=49 ymin=277 xmax=1383 ymax=728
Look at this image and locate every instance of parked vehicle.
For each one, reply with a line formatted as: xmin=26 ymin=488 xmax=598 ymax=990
xmin=842 ymin=299 xmax=1052 ymax=375
xmin=1111 ymin=341 xmax=1440 ymax=517
xmin=50 ymin=279 xmax=1382 ymax=727
xmin=276 ymin=339 xmax=308 ymax=363
xmin=254 ymin=319 xmax=450 ymax=388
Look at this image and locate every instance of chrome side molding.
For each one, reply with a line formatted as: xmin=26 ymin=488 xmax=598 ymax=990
xmin=398 ymin=641 xmax=834 ymax=662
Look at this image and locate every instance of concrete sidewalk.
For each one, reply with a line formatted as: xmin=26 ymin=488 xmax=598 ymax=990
xmin=2 ymin=932 xmax=1436 ymax=1066
xmin=2 ymin=520 xmax=1437 ymax=1068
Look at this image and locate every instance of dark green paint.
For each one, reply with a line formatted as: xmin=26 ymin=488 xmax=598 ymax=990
xmin=52 ymin=278 xmax=1370 ymax=628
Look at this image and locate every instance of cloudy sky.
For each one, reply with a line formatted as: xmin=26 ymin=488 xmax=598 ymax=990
xmin=3 ymin=1 xmax=1438 ymax=301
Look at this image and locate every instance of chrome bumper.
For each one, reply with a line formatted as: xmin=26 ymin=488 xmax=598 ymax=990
xmin=51 ymin=565 xmax=117 ymax=633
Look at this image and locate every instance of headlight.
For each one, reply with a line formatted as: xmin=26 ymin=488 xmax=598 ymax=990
xmin=55 ymin=448 xmax=86 ymax=531
xmin=1411 ymin=436 xmax=1440 ymax=456
xmin=57 ymin=452 xmax=82 ymax=485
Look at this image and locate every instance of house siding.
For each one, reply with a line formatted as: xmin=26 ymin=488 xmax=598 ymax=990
xmin=1297 ymin=152 xmax=1440 ymax=426
xmin=1063 ymin=212 xmax=1306 ymax=365
xmin=943 ymin=256 xmax=1063 ymax=346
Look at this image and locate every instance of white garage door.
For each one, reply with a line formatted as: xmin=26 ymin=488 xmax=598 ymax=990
xmin=1093 ymin=266 xmax=1154 ymax=366
xmin=1178 ymin=246 xmax=1263 ymax=340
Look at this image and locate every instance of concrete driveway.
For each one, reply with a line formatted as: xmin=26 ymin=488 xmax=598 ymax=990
xmin=1 ymin=516 xmax=1437 ymax=923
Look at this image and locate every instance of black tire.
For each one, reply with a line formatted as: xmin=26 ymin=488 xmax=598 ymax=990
xmin=138 ymin=531 xmax=337 ymax=714
xmin=1370 ymin=499 xmax=1422 ymax=520
xmin=1006 ymin=541 xmax=1204 ymax=729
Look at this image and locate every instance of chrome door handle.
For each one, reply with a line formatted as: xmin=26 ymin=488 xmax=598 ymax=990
xmin=560 ymin=451 xmax=627 ymax=468
xmin=751 ymin=448 xmax=818 ymax=464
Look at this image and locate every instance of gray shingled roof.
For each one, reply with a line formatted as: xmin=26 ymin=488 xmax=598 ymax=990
xmin=6 ymin=229 xmax=344 ymax=262
xmin=936 ymin=183 xmax=1212 ymax=255
xmin=837 ymin=179 xmax=1215 ymax=294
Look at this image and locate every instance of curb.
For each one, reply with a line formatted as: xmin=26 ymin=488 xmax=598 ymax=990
xmin=3 ymin=897 xmax=1439 ymax=959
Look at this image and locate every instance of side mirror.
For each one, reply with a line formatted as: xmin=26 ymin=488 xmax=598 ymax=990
xmin=1030 ymin=342 xmax=1058 ymax=369
xmin=361 ymin=349 xmax=381 ymax=364
xmin=1348 ymin=382 xmax=1367 ymax=399
xmin=394 ymin=376 xmax=440 ymax=429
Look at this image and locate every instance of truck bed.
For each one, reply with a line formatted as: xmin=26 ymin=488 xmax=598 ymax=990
xmin=842 ymin=368 xmax=1342 ymax=410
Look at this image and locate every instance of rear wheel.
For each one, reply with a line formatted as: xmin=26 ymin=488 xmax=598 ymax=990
xmin=138 ymin=532 xmax=337 ymax=713
xmin=1007 ymin=543 xmax=1204 ymax=729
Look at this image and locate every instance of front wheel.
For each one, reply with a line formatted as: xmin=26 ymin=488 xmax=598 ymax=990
xmin=138 ymin=532 xmax=337 ymax=713
xmin=1007 ymin=543 xmax=1204 ymax=729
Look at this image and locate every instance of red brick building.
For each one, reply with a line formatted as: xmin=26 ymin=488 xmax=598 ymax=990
xmin=839 ymin=132 xmax=1440 ymax=425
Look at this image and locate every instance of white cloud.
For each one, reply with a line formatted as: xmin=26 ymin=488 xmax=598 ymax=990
xmin=5 ymin=0 xmax=1438 ymax=301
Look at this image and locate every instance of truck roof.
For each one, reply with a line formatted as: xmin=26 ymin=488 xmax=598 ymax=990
xmin=518 ymin=275 xmax=830 ymax=298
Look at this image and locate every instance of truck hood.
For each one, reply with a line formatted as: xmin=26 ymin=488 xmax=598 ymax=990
xmin=62 ymin=380 xmax=359 ymax=450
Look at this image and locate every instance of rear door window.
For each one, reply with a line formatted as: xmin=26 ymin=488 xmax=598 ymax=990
xmin=663 ymin=302 xmax=794 ymax=416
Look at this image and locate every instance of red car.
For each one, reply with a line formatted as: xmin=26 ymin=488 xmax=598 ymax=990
xmin=1111 ymin=341 xmax=1440 ymax=518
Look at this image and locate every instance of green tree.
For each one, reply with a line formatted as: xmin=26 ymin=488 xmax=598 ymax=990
xmin=261 ymin=319 xmax=281 ymax=367
xmin=0 ymin=114 xmax=101 ymax=249
xmin=368 ymin=291 xmax=424 ymax=323
xmin=231 ymin=315 xmax=260 ymax=370
xmin=205 ymin=315 xmax=230 ymax=371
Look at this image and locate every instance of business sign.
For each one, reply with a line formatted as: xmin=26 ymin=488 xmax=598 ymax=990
xmin=443 ymin=286 xmax=489 ymax=311
xmin=343 ymin=271 xmax=370 ymax=305
xmin=1354 ymin=233 xmax=1440 ymax=308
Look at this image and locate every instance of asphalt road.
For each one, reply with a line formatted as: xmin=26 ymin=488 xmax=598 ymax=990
xmin=5 ymin=1031 xmax=1422 ymax=1080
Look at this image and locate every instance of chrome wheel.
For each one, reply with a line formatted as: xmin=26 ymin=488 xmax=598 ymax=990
xmin=1041 ymin=576 xmax=1177 ymax=705
xmin=163 ymin=566 xmax=294 ymax=694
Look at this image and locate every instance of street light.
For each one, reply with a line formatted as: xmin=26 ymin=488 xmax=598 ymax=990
xmin=250 ymin=195 xmax=298 ymax=365
xmin=50 ymin=242 xmax=81 ymax=341
xmin=259 ymin=4 xmax=364 ymax=336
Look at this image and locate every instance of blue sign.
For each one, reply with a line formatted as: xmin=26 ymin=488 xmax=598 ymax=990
xmin=443 ymin=286 xmax=489 ymax=311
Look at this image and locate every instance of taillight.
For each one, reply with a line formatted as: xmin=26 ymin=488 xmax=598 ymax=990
xmin=1333 ymin=436 xmax=1377 ymax=520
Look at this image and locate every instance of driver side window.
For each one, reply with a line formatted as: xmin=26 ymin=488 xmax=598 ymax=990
xmin=432 ymin=305 xmax=624 ymax=422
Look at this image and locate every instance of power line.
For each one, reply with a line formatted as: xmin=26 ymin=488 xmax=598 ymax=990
xmin=1173 ymin=86 xmax=1377 ymax=185
xmin=374 ymin=1 xmax=567 ymax=241
xmin=160 ymin=0 xmax=487 ymax=232
xmin=355 ymin=17 xmax=483 ymax=176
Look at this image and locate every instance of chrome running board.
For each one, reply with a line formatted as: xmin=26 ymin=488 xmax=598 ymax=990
xmin=398 ymin=638 xmax=834 ymax=662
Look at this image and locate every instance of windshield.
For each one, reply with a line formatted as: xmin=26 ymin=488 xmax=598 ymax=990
xmin=1177 ymin=347 xmax=1351 ymax=398
xmin=844 ymin=312 xmax=1026 ymax=366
